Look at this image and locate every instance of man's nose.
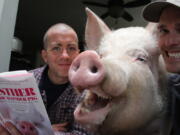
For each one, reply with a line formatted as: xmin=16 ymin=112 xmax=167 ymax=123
xmin=165 ymin=32 xmax=179 ymax=47
xmin=61 ymin=49 xmax=69 ymax=58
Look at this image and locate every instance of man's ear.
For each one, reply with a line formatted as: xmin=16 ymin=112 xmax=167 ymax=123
xmin=41 ymin=49 xmax=48 ymax=63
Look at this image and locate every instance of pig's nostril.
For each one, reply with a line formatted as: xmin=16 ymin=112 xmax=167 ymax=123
xmin=73 ymin=63 xmax=80 ymax=72
xmin=91 ymin=66 xmax=98 ymax=73
xmin=76 ymin=65 xmax=80 ymax=71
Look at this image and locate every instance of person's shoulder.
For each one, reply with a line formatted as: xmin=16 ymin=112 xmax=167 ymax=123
xmin=28 ymin=66 xmax=47 ymax=80
xmin=168 ymin=73 xmax=180 ymax=100
xmin=29 ymin=66 xmax=46 ymax=74
xmin=168 ymin=73 xmax=180 ymax=84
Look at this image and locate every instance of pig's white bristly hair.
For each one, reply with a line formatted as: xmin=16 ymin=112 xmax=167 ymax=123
xmin=98 ymin=27 xmax=153 ymax=57
xmin=99 ymin=27 xmax=158 ymax=55
xmin=98 ymin=26 xmax=164 ymax=112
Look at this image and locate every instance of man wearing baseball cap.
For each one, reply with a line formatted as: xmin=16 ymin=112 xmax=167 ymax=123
xmin=142 ymin=0 xmax=180 ymax=135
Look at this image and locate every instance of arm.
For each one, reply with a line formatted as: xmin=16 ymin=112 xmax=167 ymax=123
xmin=52 ymin=90 xmax=93 ymax=135
xmin=52 ymin=122 xmax=68 ymax=132
xmin=53 ymin=121 xmax=93 ymax=135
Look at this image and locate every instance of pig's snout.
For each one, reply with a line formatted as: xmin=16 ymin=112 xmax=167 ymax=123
xmin=18 ymin=121 xmax=38 ymax=135
xmin=69 ymin=50 xmax=105 ymax=90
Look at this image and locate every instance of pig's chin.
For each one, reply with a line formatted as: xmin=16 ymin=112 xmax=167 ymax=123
xmin=74 ymin=91 xmax=112 ymax=126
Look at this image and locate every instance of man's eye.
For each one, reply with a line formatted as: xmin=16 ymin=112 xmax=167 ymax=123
xmin=68 ymin=47 xmax=77 ymax=52
xmin=52 ymin=47 xmax=61 ymax=51
xmin=159 ymin=28 xmax=169 ymax=35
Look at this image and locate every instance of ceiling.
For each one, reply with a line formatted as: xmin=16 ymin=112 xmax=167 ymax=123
xmin=13 ymin=0 xmax=149 ymax=69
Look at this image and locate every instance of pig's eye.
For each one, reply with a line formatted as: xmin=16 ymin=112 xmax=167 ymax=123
xmin=137 ymin=57 xmax=145 ymax=61
xmin=34 ymin=122 xmax=40 ymax=127
xmin=136 ymin=56 xmax=146 ymax=62
xmin=127 ymin=49 xmax=148 ymax=63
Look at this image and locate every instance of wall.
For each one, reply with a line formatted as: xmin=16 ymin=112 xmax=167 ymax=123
xmin=0 ymin=0 xmax=19 ymax=72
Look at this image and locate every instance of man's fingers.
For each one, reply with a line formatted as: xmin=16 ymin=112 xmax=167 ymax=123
xmin=56 ymin=122 xmax=68 ymax=127
xmin=0 ymin=124 xmax=10 ymax=135
xmin=52 ymin=122 xmax=69 ymax=131
xmin=52 ymin=125 xmax=67 ymax=132
xmin=4 ymin=122 xmax=22 ymax=135
xmin=53 ymin=127 xmax=67 ymax=132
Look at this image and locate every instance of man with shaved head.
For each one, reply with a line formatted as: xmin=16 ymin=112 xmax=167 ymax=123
xmin=0 ymin=23 xmax=91 ymax=135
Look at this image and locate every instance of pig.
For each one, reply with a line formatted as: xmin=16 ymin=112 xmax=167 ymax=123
xmin=68 ymin=8 xmax=168 ymax=135
xmin=0 ymin=103 xmax=53 ymax=135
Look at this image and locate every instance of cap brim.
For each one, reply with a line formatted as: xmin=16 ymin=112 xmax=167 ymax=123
xmin=142 ymin=1 xmax=171 ymax=22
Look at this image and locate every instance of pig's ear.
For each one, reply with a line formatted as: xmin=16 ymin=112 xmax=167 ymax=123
xmin=145 ymin=22 xmax=158 ymax=36
xmin=146 ymin=23 xmax=161 ymax=55
xmin=85 ymin=8 xmax=111 ymax=50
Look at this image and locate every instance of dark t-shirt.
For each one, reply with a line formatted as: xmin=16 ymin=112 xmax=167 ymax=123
xmin=39 ymin=67 xmax=69 ymax=109
xmin=168 ymin=74 xmax=180 ymax=135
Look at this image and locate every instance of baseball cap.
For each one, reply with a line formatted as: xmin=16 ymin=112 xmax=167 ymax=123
xmin=142 ymin=0 xmax=180 ymax=22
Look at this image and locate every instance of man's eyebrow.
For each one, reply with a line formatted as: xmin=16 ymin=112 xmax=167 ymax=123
xmin=68 ymin=43 xmax=78 ymax=46
xmin=157 ymin=24 xmax=166 ymax=30
xmin=51 ymin=42 xmax=62 ymax=46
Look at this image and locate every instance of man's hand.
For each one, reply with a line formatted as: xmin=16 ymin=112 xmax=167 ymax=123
xmin=52 ymin=122 xmax=69 ymax=132
xmin=0 ymin=121 xmax=22 ymax=135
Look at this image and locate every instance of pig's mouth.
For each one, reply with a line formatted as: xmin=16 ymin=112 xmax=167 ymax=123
xmin=82 ymin=91 xmax=111 ymax=111
xmin=74 ymin=88 xmax=112 ymax=126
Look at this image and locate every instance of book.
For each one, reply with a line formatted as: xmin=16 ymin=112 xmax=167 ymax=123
xmin=0 ymin=70 xmax=54 ymax=135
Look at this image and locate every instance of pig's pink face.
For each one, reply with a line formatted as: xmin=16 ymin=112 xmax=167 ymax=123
xmin=70 ymin=34 xmax=163 ymax=133
xmin=70 ymin=43 xmax=163 ymax=134
xmin=69 ymin=8 xmax=165 ymax=135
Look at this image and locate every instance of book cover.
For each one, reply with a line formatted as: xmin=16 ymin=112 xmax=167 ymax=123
xmin=0 ymin=70 xmax=54 ymax=135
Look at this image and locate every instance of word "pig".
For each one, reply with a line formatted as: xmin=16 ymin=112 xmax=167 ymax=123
xmin=69 ymin=8 xmax=167 ymax=135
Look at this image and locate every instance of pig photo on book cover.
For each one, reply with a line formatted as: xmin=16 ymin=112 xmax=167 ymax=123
xmin=0 ymin=102 xmax=53 ymax=135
